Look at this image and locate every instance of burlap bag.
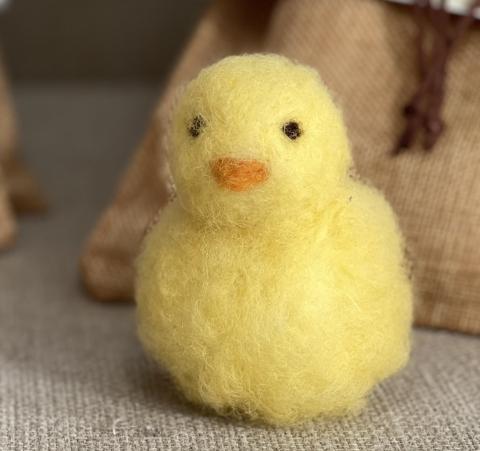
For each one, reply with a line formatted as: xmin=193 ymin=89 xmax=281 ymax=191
xmin=81 ymin=0 xmax=480 ymax=334
xmin=0 ymin=54 xmax=47 ymax=249
xmin=0 ymin=166 xmax=15 ymax=249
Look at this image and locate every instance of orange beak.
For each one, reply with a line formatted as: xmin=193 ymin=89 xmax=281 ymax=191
xmin=211 ymin=157 xmax=269 ymax=192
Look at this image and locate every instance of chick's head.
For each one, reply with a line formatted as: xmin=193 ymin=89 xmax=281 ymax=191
xmin=168 ymin=54 xmax=352 ymax=226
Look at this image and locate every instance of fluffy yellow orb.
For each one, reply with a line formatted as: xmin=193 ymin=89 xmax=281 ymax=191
xmin=136 ymin=54 xmax=413 ymax=426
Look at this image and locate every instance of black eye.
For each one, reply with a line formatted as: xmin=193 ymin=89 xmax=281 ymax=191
xmin=188 ymin=115 xmax=206 ymax=138
xmin=282 ymin=121 xmax=302 ymax=140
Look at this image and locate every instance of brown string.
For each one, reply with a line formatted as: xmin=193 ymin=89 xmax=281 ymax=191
xmin=393 ymin=0 xmax=480 ymax=154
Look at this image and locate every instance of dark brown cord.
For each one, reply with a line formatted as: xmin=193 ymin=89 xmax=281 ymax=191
xmin=393 ymin=0 xmax=480 ymax=154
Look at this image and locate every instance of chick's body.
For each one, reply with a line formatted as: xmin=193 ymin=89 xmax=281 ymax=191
xmin=136 ymin=55 xmax=412 ymax=425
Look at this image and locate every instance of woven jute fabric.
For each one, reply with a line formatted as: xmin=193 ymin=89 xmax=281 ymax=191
xmin=81 ymin=0 xmax=480 ymax=334
xmin=0 ymin=56 xmax=17 ymax=248
xmin=0 ymin=54 xmax=46 ymax=248
xmin=2 ymin=84 xmax=480 ymax=448
xmin=0 ymin=166 xmax=15 ymax=249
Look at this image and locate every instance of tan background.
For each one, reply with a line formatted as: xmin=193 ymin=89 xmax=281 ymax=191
xmin=0 ymin=0 xmax=208 ymax=80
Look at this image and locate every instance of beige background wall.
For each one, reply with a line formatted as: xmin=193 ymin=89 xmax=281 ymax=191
xmin=0 ymin=0 xmax=208 ymax=80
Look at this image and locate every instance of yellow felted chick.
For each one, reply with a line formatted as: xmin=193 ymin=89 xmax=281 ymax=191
xmin=136 ymin=54 xmax=413 ymax=426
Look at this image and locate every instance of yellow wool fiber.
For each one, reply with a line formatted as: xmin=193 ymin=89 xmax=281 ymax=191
xmin=136 ymin=54 xmax=413 ymax=426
